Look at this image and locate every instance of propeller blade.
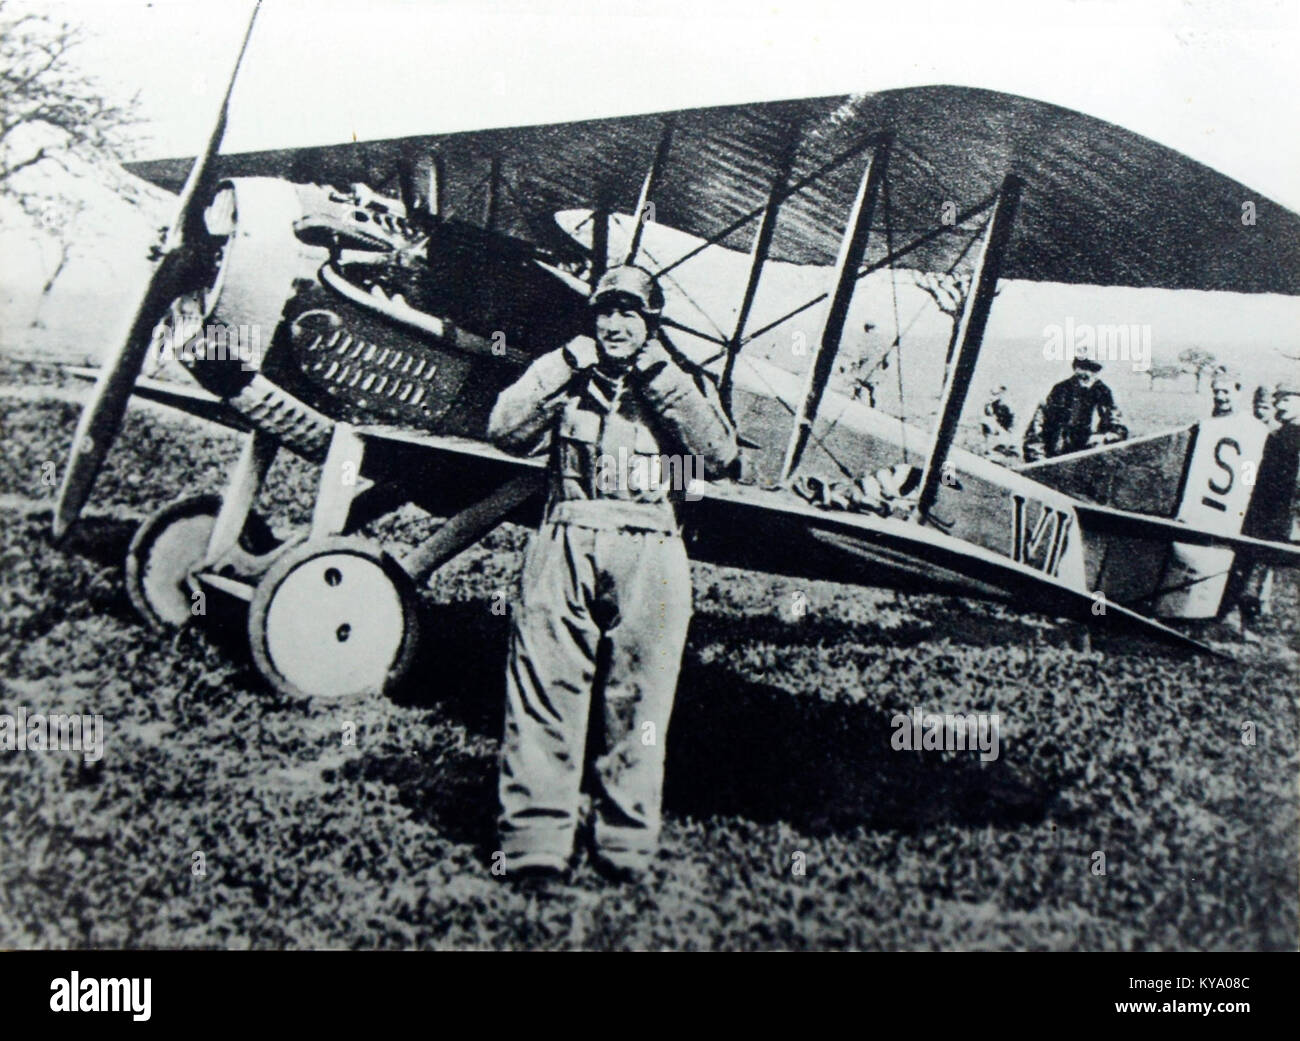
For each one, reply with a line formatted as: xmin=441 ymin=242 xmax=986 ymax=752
xmin=165 ymin=1 xmax=260 ymax=252
xmin=51 ymin=254 xmax=189 ymax=539
xmin=50 ymin=2 xmax=261 ymax=540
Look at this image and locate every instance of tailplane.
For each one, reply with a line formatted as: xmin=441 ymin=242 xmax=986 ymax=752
xmin=1022 ymin=415 xmax=1276 ymax=618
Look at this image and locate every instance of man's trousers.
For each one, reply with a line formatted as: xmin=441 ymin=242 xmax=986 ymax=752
xmin=497 ymin=519 xmax=692 ymax=872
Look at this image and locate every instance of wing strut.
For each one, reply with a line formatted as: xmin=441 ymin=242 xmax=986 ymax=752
xmin=915 ymin=173 xmax=1023 ymax=520
xmin=624 ymin=120 xmax=675 ymax=265
xmin=721 ymin=133 xmax=799 ymax=406
xmin=589 ymin=206 xmax=609 ymax=289
xmin=779 ymin=135 xmax=891 ymax=482
xmin=655 ymin=134 xmax=882 ymax=280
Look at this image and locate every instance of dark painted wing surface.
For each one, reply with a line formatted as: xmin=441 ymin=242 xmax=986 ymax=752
xmin=128 ymin=85 xmax=1300 ymax=295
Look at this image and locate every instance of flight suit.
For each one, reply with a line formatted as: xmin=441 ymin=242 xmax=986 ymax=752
xmin=488 ymin=335 xmax=738 ymax=872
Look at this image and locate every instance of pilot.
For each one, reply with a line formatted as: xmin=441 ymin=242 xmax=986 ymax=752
xmin=486 ymin=264 xmax=738 ymax=881
xmin=1022 ymin=357 xmax=1128 ymax=462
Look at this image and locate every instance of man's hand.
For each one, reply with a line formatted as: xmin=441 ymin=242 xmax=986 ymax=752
xmin=630 ymin=338 xmax=672 ymax=379
xmin=561 ymin=337 xmax=600 ymax=371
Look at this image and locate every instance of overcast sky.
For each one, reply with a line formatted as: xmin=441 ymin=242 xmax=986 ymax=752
xmin=32 ymin=0 xmax=1300 ymax=211
xmin=10 ymin=0 xmax=1300 ymax=373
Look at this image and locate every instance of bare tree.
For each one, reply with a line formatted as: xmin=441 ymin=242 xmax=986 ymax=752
xmin=911 ymin=270 xmax=967 ymax=363
xmin=25 ymin=191 xmax=87 ymax=326
xmin=2 ymin=2 xmax=144 ymax=314
xmin=0 ymin=1 xmax=140 ymax=200
xmin=909 ymin=270 xmax=1000 ymax=382
xmin=911 ymin=271 xmax=967 ymax=311
xmin=1177 ymin=347 xmax=1218 ymax=394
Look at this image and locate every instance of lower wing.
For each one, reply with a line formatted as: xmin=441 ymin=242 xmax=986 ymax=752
xmin=60 ymin=367 xmax=1233 ymax=655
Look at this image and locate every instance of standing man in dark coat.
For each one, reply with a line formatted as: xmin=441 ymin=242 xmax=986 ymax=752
xmin=1233 ymin=378 xmax=1300 ymax=623
xmin=1023 ymin=358 xmax=1128 ymax=462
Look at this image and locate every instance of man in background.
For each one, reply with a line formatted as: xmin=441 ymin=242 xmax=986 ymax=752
xmin=1022 ymin=357 xmax=1128 ymax=462
xmin=980 ymin=384 xmax=1017 ymax=460
xmin=1210 ymin=367 xmax=1243 ymax=418
xmin=1253 ymin=384 xmax=1278 ymax=428
xmin=1234 ymin=379 xmax=1300 ymax=625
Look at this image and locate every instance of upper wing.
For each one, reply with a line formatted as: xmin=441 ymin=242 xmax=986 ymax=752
xmin=127 ymin=85 xmax=1300 ymax=295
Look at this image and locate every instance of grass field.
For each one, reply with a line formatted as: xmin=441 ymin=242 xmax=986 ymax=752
xmin=0 ymin=358 xmax=1296 ymax=950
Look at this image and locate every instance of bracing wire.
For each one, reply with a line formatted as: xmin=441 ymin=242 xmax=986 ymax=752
xmin=812 ymin=182 xmax=988 ymax=469
xmin=883 ymin=171 xmax=907 ymax=463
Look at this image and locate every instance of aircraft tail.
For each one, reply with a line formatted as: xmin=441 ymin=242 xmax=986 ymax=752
xmin=1022 ymin=414 xmax=1277 ymax=618
xmin=1151 ymin=414 xmax=1271 ymax=617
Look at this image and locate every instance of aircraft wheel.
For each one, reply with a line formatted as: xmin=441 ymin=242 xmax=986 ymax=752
xmin=127 ymin=493 xmax=277 ymax=629
xmin=247 ymin=536 xmax=419 ymax=701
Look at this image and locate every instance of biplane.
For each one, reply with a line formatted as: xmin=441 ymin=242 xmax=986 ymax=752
xmin=51 ymin=7 xmax=1300 ymax=700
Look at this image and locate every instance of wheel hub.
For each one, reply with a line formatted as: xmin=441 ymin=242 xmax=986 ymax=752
xmin=261 ymin=548 xmax=408 ymax=699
